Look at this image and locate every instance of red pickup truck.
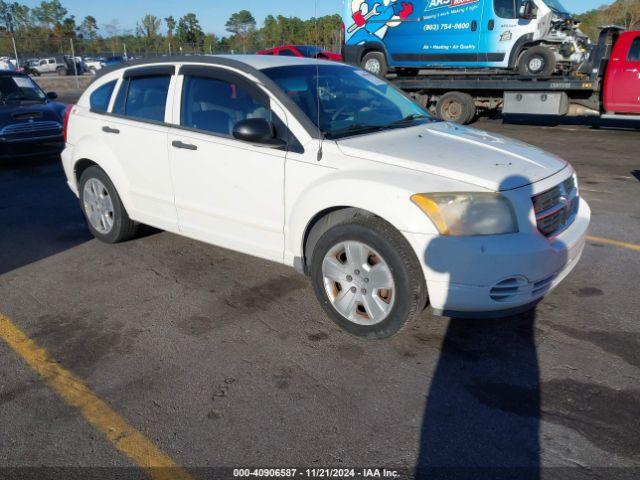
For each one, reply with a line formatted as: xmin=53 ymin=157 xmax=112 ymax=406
xmin=258 ymin=45 xmax=342 ymax=62
xmin=390 ymin=27 xmax=640 ymax=124
xmin=603 ymin=30 xmax=640 ymax=115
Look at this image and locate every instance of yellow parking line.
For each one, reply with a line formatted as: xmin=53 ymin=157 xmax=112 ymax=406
xmin=0 ymin=314 xmax=196 ymax=480
xmin=587 ymin=236 xmax=640 ymax=252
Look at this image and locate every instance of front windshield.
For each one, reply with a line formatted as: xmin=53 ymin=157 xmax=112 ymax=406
xmin=294 ymin=46 xmax=324 ymax=58
xmin=0 ymin=75 xmax=46 ymax=103
xmin=542 ymin=0 xmax=570 ymax=14
xmin=262 ymin=65 xmax=434 ymax=139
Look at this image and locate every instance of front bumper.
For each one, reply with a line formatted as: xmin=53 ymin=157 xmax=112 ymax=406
xmin=404 ymin=198 xmax=591 ymax=317
xmin=0 ymin=137 xmax=64 ymax=159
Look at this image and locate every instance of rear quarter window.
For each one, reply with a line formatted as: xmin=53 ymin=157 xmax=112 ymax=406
xmin=90 ymin=80 xmax=117 ymax=113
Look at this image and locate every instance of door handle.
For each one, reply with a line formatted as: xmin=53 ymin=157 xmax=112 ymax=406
xmin=471 ymin=20 xmax=477 ymax=32
xmin=102 ymin=126 xmax=120 ymax=134
xmin=488 ymin=19 xmax=495 ymax=30
xmin=625 ymin=68 xmax=639 ymax=73
xmin=172 ymin=140 xmax=198 ymax=151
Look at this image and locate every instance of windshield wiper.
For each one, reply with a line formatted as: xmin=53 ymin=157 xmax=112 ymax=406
xmin=1 ymin=96 xmax=42 ymax=104
xmin=326 ymin=123 xmax=388 ymax=139
xmin=387 ymin=113 xmax=430 ymax=127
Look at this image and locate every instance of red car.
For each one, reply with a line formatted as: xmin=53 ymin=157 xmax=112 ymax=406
xmin=258 ymin=45 xmax=342 ymax=62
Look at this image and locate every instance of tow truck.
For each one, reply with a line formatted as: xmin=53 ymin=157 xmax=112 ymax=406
xmin=386 ymin=27 xmax=640 ymax=124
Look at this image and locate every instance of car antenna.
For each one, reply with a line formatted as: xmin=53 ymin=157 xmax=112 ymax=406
xmin=315 ymin=0 xmax=324 ymax=162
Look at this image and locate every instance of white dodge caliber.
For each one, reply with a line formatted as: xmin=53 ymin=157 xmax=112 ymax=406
xmin=61 ymin=55 xmax=590 ymax=339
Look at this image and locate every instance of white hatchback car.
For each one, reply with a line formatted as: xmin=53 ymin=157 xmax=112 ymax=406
xmin=62 ymin=55 xmax=590 ymax=339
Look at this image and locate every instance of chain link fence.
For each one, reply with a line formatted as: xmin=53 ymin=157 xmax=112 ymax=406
xmin=1 ymin=35 xmax=241 ymax=64
xmin=2 ymin=32 xmax=341 ymax=64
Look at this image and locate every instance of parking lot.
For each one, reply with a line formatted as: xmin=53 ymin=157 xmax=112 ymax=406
xmin=1 ymin=111 xmax=639 ymax=478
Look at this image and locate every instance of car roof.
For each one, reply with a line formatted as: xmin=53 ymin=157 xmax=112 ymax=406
xmin=217 ymin=54 xmax=336 ymax=69
xmin=96 ymin=54 xmax=342 ymax=80
xmin=92 ymin=54 xmax=345 ymax=140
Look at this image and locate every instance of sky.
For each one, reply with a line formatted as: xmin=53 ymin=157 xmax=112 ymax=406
xmin=20 ymin=0 xmax=613 ymax=36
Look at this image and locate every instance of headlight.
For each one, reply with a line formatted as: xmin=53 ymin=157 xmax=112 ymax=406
xmin=411 ymin=193 xmax=518 ymax=236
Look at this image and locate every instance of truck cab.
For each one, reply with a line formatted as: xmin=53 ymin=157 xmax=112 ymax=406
xmin=604 ymin=31 xmax=640 ymax=115
xmin=343 ymin=0 xmax=590 ymax=77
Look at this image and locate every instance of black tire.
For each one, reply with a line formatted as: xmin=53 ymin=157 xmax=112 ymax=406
xmin=79 ymin=166 xmax=138 ymax=244
xmin=56 ymin=67 xmax=68 ymax=76
xmin=308 ymin=210 xmax=427 ymax=340
xmin=361 ymin=51 xmax=388 ymax=77
xmin=517 ymin=46 xmax=556 ymax=77
xmin=435 ymin=92 xmax=476 ymax=124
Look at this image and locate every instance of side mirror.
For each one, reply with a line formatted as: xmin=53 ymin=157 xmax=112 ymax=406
xmin=232 ymin=118 xmax=286 ymax=148
xmin=46 ymin=91 xmax=58 ymax=100
xmin=518 ymin=1 xmax=536 ymax=19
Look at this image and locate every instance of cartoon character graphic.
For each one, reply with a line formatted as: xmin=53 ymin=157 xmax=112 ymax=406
xmin=347 ymin=0 xmax=414 ymax=45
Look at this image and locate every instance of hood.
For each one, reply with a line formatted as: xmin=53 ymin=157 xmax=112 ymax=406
xmin=336 ymin=122 xmax=567 ymax=191
xmin=0 ymin=101 xmax=65 ymax=125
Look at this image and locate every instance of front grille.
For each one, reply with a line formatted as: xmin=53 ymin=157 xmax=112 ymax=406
xmin=490 ymin=276 xmax=529 ymax=302
xmin=0 ymin=121 xmax=63 ymax=143
xmin=490 ymin=274 xmax=559 ymax=303
xmin=1 ymin=121 xmax=62 ymax=136
xmin=532 ymin=176 xmax=579 ymax=238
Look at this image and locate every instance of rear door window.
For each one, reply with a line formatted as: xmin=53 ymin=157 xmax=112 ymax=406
xmin=113 ymin=75 xmax=171 ymax=123
xmin=90 ymin=80 xmax=117 ymax=113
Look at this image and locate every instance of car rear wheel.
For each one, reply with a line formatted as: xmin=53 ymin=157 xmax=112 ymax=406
xmin=308 ymin=211 xmax=427 ymax=339
xmin=435 ymin=92 xmax=476 ymax=124
xmin=79 ymin=166 xmax=138 ymax=243
xmin=56 ymin=67 xmax=68 ymax=76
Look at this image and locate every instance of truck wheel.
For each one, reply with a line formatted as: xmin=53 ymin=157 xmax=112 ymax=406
xmin=56 ymin=67 xmax=68 ymax=76
xmin=361 ymin=52 xmax=388 ymax=77
xmin=518 ymin=46 xmax=556 ymax=77
xmin=435 ymin=92 xmax=476 ymax=124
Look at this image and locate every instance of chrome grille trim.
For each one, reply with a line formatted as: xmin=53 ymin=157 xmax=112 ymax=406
xmin=532 ymin=176 xmax=579 ymax=238
xmin=0 ymin=121 xmax=63 ymax=136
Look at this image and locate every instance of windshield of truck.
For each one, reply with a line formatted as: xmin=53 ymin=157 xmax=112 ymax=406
xmin=542 ymin=0 xmax=570 ymax=14
xmin=294 ymin=46 xmax=324 ymax=58
xmin=0 ymin=75 xmax=46 ymax=104
xmin=262 ymin=64 xmax=434 ymax=140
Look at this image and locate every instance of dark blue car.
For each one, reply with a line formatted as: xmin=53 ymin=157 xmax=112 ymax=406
xmin=0 ymin=71 xmax=66 ymax=159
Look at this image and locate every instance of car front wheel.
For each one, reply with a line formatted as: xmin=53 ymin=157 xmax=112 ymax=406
xmin=309 ymin=212 xmax=427 ymax=339
xmin=79 ymin=166 xmax=138 ymax=243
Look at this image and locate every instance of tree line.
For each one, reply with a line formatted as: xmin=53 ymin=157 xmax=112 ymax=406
xmin=3 ymin=0 xmax=638 ymax=60
xmin=0 ymin=0 xmax=342 ymax=58
xmin=577 ymin=0 xmax=640 ymax=40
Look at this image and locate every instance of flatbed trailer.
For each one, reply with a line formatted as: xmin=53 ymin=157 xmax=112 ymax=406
xmin=391 ymin=72 xmax=598 ymax=124
xmin=386 ymin=27 xmax=640 ymax=124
